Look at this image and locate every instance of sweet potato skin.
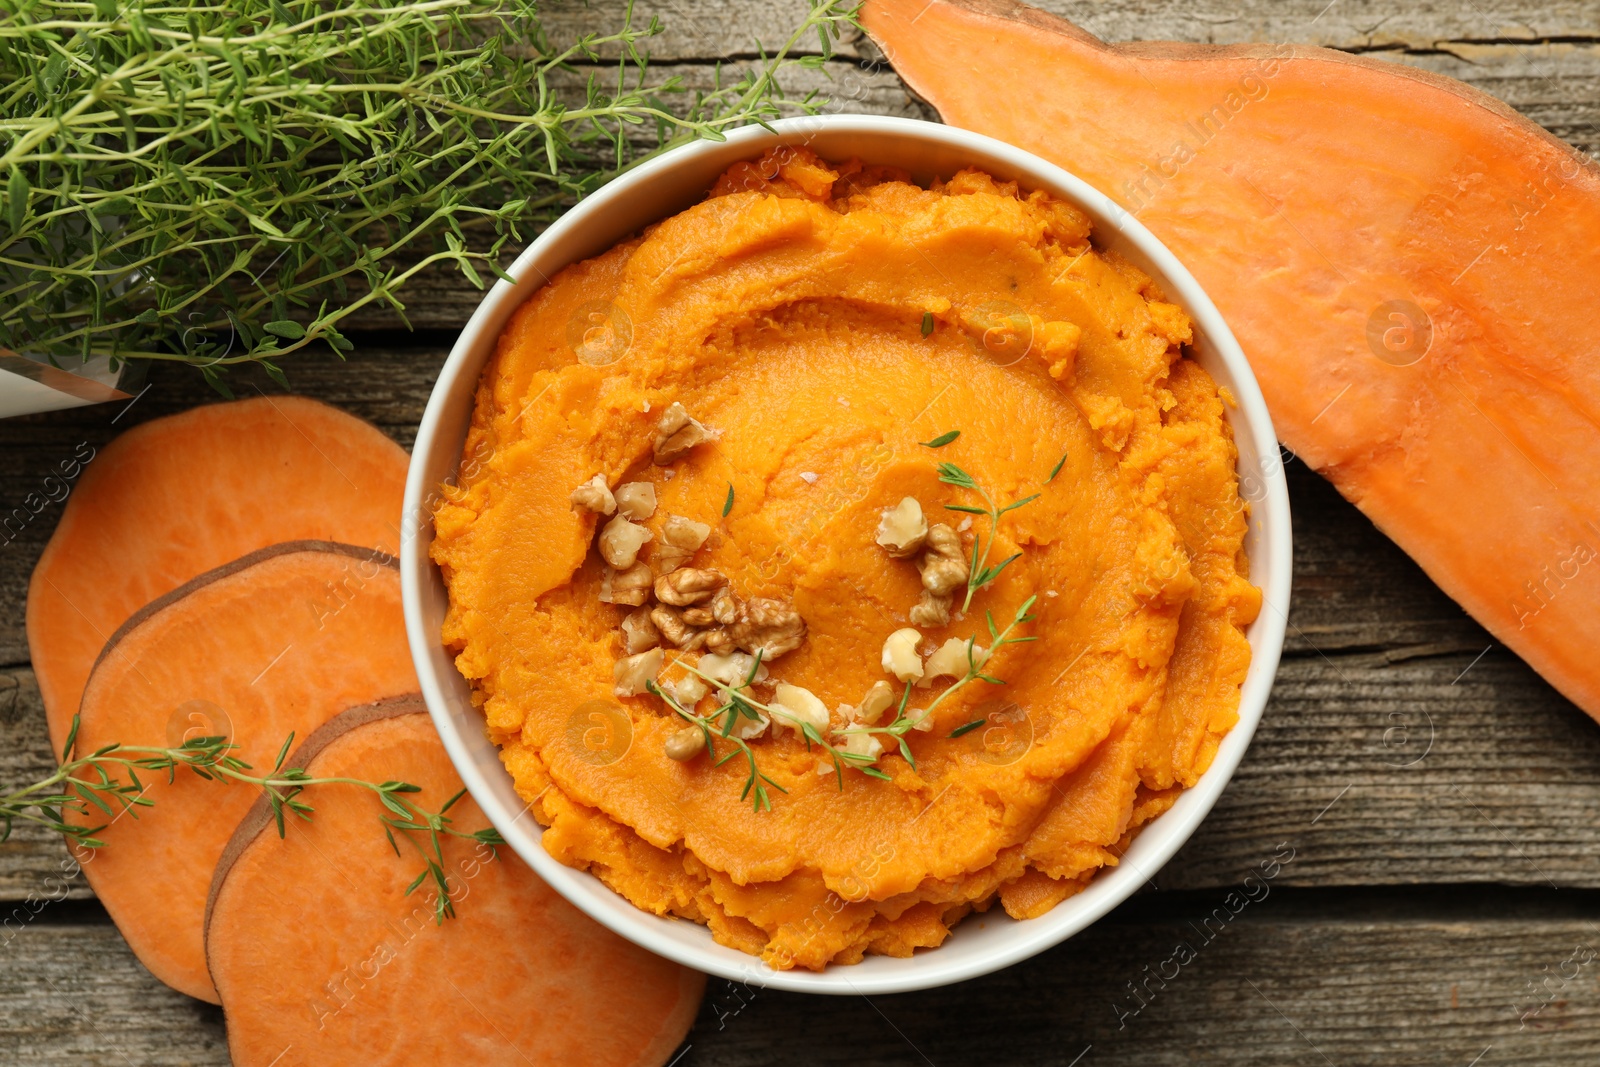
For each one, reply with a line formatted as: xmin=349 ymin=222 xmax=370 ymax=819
xmin=27 ymin=395 xmax=408 ymax=749
xmin=69 ymin=541 xmax=417 ymax=1003
xmin=207 ymin=704 xmax=704 ymax=1067
xmin=863 ymin=0 xmax=1600 ymax=722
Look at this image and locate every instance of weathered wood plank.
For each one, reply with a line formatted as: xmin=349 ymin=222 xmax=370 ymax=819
xmin=8 ymin=900 xmax=1600 ymax=1066
xmin=540 ymin=0 xmax=1600 ymax=60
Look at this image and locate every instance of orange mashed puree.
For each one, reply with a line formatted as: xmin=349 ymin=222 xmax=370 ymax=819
xmin=431 ymin=148 xmax=1261 ymax=970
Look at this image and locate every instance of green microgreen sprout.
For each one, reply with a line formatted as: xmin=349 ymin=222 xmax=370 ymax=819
xmin=1 ymin=715 xmax=505 ymax=924
xmin=938 ymin=462 xmax=1040 ymax=611
xmin=1048 ymin=452 xmax=1068 ymax=482
xmin=723 ymin=483 xmax=735 ymax=517
xmin=920 ymin=430 xmax=960 ymax=448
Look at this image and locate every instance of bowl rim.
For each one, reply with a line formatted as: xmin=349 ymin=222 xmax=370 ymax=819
xmin=401 ymin=114 xmax=1293 ymax=994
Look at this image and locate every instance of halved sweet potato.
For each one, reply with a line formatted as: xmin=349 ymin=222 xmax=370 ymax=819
xmin=28 ymin=396 xmax=408 ymax=748
xmin=206 ymin=701 xmax=705 ymax=1067
xmin=69 ymin=541 xmax=416 ymax=1003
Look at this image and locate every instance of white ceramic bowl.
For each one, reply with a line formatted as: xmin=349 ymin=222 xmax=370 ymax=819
xmin=402 ymin=115 xmax=1292 ymax=994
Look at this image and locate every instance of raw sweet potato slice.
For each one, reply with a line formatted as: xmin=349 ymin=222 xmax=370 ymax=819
xmin=28 ymin=395 xmax=407 ymax=748
xmin=69 ymin=541 xmax=416 ymax=1003
xmin=863 ymin=0 xmax=1600 ymax=721
xmin=206 ymin=701 xmax=705 ymax=1067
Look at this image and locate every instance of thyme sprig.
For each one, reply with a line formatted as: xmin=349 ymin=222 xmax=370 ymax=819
xmin=938 ymin=462 xmax=1040 ymax=611
xmin=0 ymin=0 xmax=859 ymax=385
xmin=843 ymin=596 xmax=1039 ymax=768
xmin=1 ymin=715 xmax=505 ymax=924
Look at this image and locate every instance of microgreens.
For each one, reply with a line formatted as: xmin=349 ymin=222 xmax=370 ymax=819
xmin=938 ymin=462 xmax=1040 ymax=611
xmin=2 ymin=716 xmax=505 ymax=924
xmin=1048 ymin=452 xmax=1068 ymax=482
xmin=723 ymin=483 xmax=735 ymax=517
xmin=921 ymin=430 xmax=960 ymax=448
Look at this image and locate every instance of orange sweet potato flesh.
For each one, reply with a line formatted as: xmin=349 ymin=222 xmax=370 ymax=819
xmin=863 ymin=0 xmax=1600 ymax=721
xmin=69 ymin=542 xmax=417 ymax=1003
xmin=28 ymin=396 xmax=407 ymax=749
xmin=206 ymin=702 xmax=704 ymax=1067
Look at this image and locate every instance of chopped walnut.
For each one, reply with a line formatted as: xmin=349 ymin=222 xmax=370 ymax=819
xmin=615 ymin=481 xmax=658 ymax=521
xmin=655 ymin=567 xmax=726 ymax=607
xmin=613 ymin=648 xmax=663 ymax=697
xmin=729 ymin=596 xmax=807 ymax=659
xmin=732 ymin=710 xmax=770 ymax=740
xmin=881 ymin=627 xmax=925 ymax=683
xmin=921 ymin=637 xmax=988 ymax=685
xmin=703 ymin=627 xmax=737 ymax=655
xmin=665 ymin=725 xmax=706 ymax=762
xmin=653 ymin=402 xmax=717 ymax=464
xmin=855 ymin=680 xmax=897 ymax=725
xmin=909 ymin=589 xmax=953 ymax=628
xmin=600 ymin=562 xmax=653 ymax=606
xmin=700 ymin=651 xmax=768 ymax=688
xmin=681 ymin=606 xmax=715 ymax=627
xmin=651 ymin=514 xmax=713 ymax=576
xmin=599 ymin=514 xmax=653 ymax=569
xmin=770 ymin=682 xmax=829 ymax=739
xmin=710 ymin=586 xmax=742 ymax=626
xmin=671 ymin=670 xmax=709 ymax=706
xmin=620 ymin=608 xmax=660 ymax=653
xmin=651 ymin=604 xmax=708 ymax=650
xmin=570 ymin=474 xmax=616 ymax=515
xmin=919 ymin=522 xmax=969 ymax=596
xmin=838 ymin=728 xmax=883 ymax=761
xmin=876 ymin=496 xmax=928 ymax=557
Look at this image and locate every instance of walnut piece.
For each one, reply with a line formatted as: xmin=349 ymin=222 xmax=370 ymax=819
xmin=855 ymin=680 xmax=897 ymax=725
xmin=650 ymin=604 xmax=707 ymax=650
xmin=599 ymin=514 xmax=653 ymax=569
xmin=881 ymin=627 xmax=925 ymax=683
xmin=876 ymin=496 xmax=928 ymax=557
xmin=838 ymin=728 xmax=883 ymax=761
xmin=921 ymin=636 xmax=988 ymax=685
xmin=699 ymin=651 xmax=768 ymax=688
xmin=613 ymin=648 xmax=663 ymax=697
xmin=615 ymin=481 xmax=658 ymax=521
xmin=909 ymin=589 xmax=953 ymax=628
xmin=919 ymin=522 xmax=969 ymax=597
xmin=703 ymin=627 xmax=736 ymax=655
xmin=770 ymin=682 xmax=829 ymax=739
xmin=600 ymin=562 xmax=654 ymax=606
xmin=655 ymin=567 xmax=726 ymax=607
xmin=681 ymin=606 xmax=715 ymax=627
xmin=570 ymin=474 xmax=616 ymax=515
xmin=708 ymin=586 xmax=740 ymax=626
xmin=651 ymin=514 xmax=713 ymax=576
xmin=665 ymin=725 xmax=706 ymax=762
xmin=729 ymin=596 xmax=807 ymax=659
xmin=653 ymin=402 xmax=717 ymax=464
xmin=620 ymin=608 xmax=660 ymax=653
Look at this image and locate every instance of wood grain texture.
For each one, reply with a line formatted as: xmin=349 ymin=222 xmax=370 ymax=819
xmin=2 ymin=1 xmax=1598 ymax=1061
xmin=8 ymin=898 xmax=1600 ymax=1066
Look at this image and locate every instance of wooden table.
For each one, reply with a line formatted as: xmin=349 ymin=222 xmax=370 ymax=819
xmin=4 ymin=2 xmax=1599 ymax=1063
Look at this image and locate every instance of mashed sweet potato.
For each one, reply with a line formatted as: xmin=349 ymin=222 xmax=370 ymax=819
xmin=431 ymin=147 xmax=1261 ymax=970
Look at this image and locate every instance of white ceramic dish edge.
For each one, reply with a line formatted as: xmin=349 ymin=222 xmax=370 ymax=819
xmin=401 ymin=115 xmax=1293 ymax=995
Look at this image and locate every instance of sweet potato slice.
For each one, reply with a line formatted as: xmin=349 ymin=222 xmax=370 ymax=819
xmin=862 ymin=0 xmax=1600 ymax=722
xmin=28 ymin=396 xmax=407 ymax=748
xmin=69 ymin=541 xmax=416 ymax=1003
xmin=206 ymin=701 xmax=705 ymax=1067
